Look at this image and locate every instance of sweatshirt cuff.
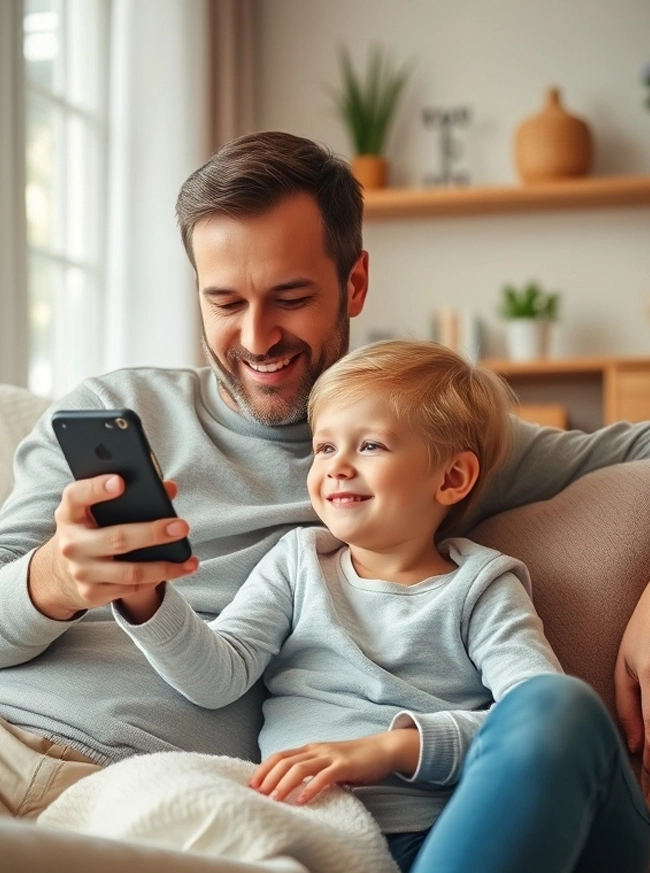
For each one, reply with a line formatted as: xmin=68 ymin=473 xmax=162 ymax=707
xmin=389 ymin=709 xmax=461 ymax=785
xmin=112 ymin=582 xmax=190 ymax=645
xmin=1 ymin=550 xmax=85 ymax=648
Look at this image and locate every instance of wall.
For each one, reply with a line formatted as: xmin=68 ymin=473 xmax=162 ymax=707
xmin=255 ymin=0 xmax=650 ymax=358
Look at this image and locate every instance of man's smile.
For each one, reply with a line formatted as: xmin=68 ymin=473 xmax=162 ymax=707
xmin=244 ymin=355 xmax=298 ymax=374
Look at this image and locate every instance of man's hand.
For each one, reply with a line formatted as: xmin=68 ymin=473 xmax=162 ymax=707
xmin=248 ymin=729 xmax=420 ymax=805
xmin=28 ymin=475 xmax=198 ymax=621
xmin=615 ymin=581 xmax=650 ymax=802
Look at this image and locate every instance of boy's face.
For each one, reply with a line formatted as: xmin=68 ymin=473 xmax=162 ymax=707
xmin=307 ymin=397 xmax=449 ymax=551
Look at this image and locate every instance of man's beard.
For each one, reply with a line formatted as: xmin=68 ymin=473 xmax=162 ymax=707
xmin=201 ymin=320 xmax=350 ymax=427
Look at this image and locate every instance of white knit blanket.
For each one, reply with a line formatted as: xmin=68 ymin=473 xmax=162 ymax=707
xmin=38 ymin=752 xmax=399 ymax=873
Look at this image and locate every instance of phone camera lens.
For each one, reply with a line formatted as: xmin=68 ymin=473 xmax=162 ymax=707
xmin=115 ymin=418 xmax=128 ymax=430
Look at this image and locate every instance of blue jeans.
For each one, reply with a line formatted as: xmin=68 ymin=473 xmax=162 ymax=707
xmin=386 ymin=674 xmax=650 ymax=873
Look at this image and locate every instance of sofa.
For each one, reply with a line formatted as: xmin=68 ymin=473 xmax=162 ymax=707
xmin=1 ymin=383 xmax=649 ymax=871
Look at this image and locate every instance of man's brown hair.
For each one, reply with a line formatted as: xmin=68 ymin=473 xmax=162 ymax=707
xmin=176 ymin=131 xmax=364 ymax=288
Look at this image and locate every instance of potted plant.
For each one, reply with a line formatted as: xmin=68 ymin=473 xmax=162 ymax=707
xmin=328 ymin=45 xmax=411 ymax=190
xmin=498 ymin=281 xmax=560 ymax=361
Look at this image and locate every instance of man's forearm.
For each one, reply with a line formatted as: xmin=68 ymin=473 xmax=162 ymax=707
xmin=475 ymin=419 xmax=650 ymax=527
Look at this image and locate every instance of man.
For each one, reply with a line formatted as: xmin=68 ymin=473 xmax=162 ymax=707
xmin=1 ymin=131 xmax=650 ymax=818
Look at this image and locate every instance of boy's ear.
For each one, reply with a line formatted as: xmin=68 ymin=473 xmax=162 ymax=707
xmin=435 ymin=451 xmax=480 ymax=506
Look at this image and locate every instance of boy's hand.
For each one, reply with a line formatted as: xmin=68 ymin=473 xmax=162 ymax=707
xmin=249 ymin=729 xmax=420 ymax=805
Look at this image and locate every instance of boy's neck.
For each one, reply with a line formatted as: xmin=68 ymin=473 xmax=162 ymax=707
xmin=348 ymin=540 xmax=457 ymax=586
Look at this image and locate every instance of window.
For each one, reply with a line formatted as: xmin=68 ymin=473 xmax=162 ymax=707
xmin=23 ymin=0 xmax=110 ymax=397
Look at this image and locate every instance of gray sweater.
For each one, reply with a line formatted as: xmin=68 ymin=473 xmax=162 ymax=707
xmin=1 ymin=366 xmax=649 ymax=765
xmin=113 ymin=527 xmax=561 ymax=833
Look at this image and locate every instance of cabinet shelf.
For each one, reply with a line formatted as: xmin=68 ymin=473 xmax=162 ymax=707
xmin=362 ymin=175 xmax=650 ymax=220
xmin=481 ymin=355 xmax=650 ymax=430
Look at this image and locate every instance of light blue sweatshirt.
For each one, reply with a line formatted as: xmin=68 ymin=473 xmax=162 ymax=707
xmin=114 ymin=527 xmax=561 ymax=833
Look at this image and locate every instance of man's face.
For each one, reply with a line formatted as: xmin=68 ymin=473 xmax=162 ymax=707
xmin=194 ymin=193 xmax=368 ymax=426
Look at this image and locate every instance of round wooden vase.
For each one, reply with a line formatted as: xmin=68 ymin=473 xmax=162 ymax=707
xmin=514 ymin=88 xmax=593 ymax=183
xmin=350 ymin=154 xmax=389 ymax=190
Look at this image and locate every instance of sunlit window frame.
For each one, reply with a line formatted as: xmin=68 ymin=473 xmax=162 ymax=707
xmin=23 ymin=0 xmax=111 ymax=398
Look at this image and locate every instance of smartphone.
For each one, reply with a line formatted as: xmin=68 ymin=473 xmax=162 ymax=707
xmin=52 ymin=408 xmax=192 ymax=563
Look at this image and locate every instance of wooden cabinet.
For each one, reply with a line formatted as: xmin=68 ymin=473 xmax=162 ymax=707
xmin=481 ymin=357 xmax=650 ymax=431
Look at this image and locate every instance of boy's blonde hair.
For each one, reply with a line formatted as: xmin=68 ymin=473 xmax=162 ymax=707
xmin=308 ymin=340 xmax=517 ymax=537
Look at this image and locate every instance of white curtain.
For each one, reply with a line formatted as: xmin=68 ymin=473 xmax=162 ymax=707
xmin=0 ymin=0 xmax=28 ymax=387
xmin=104 ymin=0 xmax=211 ymax=373
xmin=104 ymin=0 xmax=258 ymax=374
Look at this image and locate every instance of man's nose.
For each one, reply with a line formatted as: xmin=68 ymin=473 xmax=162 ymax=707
xmin=240 ymin=307 xmax=282 ymax=355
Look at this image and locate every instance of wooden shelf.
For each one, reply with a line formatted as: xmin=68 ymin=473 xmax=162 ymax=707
xmin=362 ymin=175 xmax=650 ymax=220
xmin=481 ymin=355 xmax=650 ymax=376
xmin=481 ymin=356 xmax=650 ymax=429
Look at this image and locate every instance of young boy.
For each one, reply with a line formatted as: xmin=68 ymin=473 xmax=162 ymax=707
xmin=114 ymin=341 xmax=650 ymax=873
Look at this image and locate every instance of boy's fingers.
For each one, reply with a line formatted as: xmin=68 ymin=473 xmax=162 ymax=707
xmin=297 ymin=769 xmax=337 ymax=804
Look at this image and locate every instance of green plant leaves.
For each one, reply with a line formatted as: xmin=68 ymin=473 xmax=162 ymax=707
xmin=328 ymin=45 xmax=411 ymax=155
xmin=499 ymin=282 xmax=560 ymax=319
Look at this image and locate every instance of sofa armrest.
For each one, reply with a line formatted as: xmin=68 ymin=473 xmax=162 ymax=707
xmin=2 ymin=817 xmax=306 ymax=873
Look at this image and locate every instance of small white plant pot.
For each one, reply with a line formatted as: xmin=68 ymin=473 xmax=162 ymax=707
xmin=505 ymin=319 xmax=552 ymax=361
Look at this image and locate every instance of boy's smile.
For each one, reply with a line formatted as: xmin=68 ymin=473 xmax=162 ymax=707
xmin=307 ymin=396 xmax=451 ymax=569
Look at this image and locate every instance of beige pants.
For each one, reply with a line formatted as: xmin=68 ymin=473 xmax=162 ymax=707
xmin=0 ymin=716 xmax=103 ymax=817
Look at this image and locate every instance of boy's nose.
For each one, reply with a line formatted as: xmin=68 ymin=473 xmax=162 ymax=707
xmin=327 ymin=456 xmax=355 ymax=479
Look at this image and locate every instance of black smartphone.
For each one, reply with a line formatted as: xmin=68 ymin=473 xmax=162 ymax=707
xmin=51 ymin=408 xmax=192 ymax=563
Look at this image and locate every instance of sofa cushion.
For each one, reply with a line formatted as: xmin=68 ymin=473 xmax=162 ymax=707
xmin=0 ymin=384 xmax=51 ymax=506
xmin=470 ymin=460 xmax=650 ymax=726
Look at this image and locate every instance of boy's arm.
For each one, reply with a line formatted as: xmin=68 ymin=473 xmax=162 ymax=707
xmin=470 ymin=418 xmax=650 ymax=529
xmin=112 ymin=534 xmax=296 ymax=708
xmin=391 ymin=568 xmax=562 ymax=788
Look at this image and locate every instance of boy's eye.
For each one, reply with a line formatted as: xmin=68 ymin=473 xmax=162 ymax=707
xmin=361 ymin=441 xmax=384 ymax=452
xmin=314 ymin=442 xmax=335 ymax=455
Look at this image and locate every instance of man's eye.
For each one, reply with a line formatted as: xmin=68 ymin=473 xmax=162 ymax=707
xmin=213 ymin=300 xmax=243 ymax=312
xmin=278 ymin=297 xmax=310 ymax=309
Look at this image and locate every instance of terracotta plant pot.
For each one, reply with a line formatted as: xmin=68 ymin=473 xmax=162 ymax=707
xmin=350 ymin=155 xmax=389 ymax=190
xmin=514 ymin=87 xmax=593 ymax=183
